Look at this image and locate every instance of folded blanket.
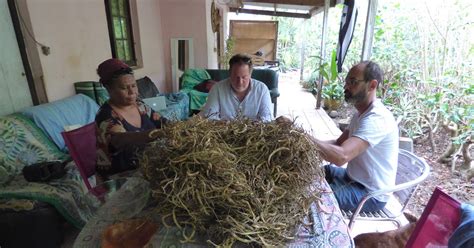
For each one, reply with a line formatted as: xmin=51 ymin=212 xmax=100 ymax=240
xmin=0 ymin=163 xmax=96 ymax=228
xmin=157 ymin=92 xmax=189 ymax=120
xmin=0 ymin=199 xmax=35 ymax=211
xmin=0 ymin=113 xmax=94 ymax=228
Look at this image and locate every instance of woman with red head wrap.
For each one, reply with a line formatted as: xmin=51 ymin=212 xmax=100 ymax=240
xmin=95 ymin=58 xmax=167 ymax=177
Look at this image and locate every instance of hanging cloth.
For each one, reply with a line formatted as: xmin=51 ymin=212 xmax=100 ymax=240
xmin=336 ymin=0 xmax=358 ymax=73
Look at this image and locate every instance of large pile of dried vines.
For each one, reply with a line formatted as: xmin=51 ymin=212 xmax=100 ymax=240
xmin=141 ymin=117 xmax=324 ymax=247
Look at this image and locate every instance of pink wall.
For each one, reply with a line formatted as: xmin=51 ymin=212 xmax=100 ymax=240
xmin=26 ymin=0 xmax=111 ymax=101
xmin=159 ymin=0 xmax=210 ymax=89
xmin=25 ymin=0 xmax=168 ymax=101
xmin=22 ymin=0 xmax=219 ymax=100
xmin=133 ymin=0 xmax=167 ymax=93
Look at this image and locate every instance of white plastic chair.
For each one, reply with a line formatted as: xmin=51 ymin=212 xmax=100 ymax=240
xmin=342 ymin=149 xmax=430 ymax=229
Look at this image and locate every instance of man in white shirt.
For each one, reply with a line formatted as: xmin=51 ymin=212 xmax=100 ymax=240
xmin=312 ymin=61 xmax=399 ymax=212
xmin=199 ymin=54 xmax=273 ymax=122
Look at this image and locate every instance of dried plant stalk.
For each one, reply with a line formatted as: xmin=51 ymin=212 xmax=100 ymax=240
xmin=141 ymin=117 xmax=324 ymax=247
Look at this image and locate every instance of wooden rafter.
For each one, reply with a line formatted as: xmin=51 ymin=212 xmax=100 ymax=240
xmin=232 ymin=0 xmax=342 ymax=18
xmin=309 ymin=5 xmax=323 ymax=15
xmin=242 ymin=0 xmax=324 ymax=6
xmin=229 ymin=7 xmax=311 ymax=18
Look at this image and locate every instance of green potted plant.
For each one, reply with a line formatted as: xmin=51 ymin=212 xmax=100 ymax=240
xmin=220 ymin=36 xmax=235 ymax=69
xmin=322 ymin=81 xmax=344 ymax=110
xmin=317 ymin=50 xmax=344 ymax=111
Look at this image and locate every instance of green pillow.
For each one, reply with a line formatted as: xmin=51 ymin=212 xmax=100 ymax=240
xmin=180 ymin=69 xmax=211 ymax=90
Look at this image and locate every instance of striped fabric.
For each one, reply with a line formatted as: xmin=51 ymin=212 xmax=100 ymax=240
xmin=336 ymin=0 xmax=358 ymax=73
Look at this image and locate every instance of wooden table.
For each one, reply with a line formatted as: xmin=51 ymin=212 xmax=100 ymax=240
xmin=73 ymin=180 xmax=353 ymax=248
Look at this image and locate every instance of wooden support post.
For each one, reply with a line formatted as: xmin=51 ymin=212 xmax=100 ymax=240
xmin=300 ymin=41 xmax=306 ymax=81
xmin=316 ymin=0 xmax=330 ymax=109
xmin=361 ymin=0 xmax=378 ymax=61
xmin=299 ymin=20 xmax=307 ymax=81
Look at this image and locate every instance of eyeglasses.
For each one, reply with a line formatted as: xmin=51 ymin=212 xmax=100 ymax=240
xmin=344 ymin=79 xmax=366 ymax=86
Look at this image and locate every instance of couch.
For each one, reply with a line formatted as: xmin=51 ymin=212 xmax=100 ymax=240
xmin=0 ymin=94 xmax=100 ymax=246
xmin=180 ymin=68 xmax=280 ymax=116
xmin=0 ymin=86 xmax=187 ymax=219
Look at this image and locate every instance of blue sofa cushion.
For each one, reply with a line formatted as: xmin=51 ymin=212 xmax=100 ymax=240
xmin=21 ymin=94 xmax=99 ymax=151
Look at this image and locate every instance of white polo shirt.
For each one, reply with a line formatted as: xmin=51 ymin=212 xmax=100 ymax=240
xmin=346 ymin=99 xmax=399 ymax=202
xmin=200 ymin=78 xmax=273 ymax=122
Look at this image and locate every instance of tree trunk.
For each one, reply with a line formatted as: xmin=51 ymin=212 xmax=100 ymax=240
xmin=423 ymin=114 xmax=436 ymax=155
xmin=468 ymin=169 xmax=474 ymax=181
xmin=450 ymin=145 xmax=462 ymax=172
xmin=462 ymin=137 xmax=473 ymax=169
xmin=438 ymin=122 xmax=459 ymax=164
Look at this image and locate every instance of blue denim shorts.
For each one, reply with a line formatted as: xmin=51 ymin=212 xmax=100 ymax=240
xmin=324 ymin=164 xmax=386 ymax=212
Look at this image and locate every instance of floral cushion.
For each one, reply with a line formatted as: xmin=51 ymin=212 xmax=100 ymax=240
xmin=0 ymin=113 xmax=69 ymax=185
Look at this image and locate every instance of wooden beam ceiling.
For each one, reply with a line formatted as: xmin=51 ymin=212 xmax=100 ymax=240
xmin=228 ymin=0 xmax=342 ymax=18
xmin=229 ymin=7 xmax=311 ymax=18
xmin=242 ymin=0 xmax=325 ymax=6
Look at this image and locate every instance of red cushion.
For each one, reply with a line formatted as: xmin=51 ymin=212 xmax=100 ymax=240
xmin=193 ymin=79 xmax=218 ymax=93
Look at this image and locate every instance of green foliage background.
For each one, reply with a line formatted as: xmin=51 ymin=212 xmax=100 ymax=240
xmin=273 ymin=0 xmax=473 ymax=164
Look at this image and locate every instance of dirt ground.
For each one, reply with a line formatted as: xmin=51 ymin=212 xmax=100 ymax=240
xmin=329 ymin=102 xmax=474 ymax=217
